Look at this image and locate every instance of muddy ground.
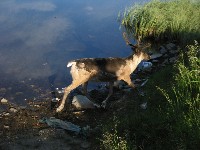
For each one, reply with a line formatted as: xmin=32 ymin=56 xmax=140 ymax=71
xmin=0 ymin=86 xmax=129 ymax=150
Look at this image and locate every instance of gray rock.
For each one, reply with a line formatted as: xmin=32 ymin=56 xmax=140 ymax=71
xmin=150 ymin=53 xmax=163 ymax=59
xmin=169 ymin=57 xmax=177 ymax=63
xmin=162 ymin=59 xmax=169 ymax=65
xmin=166 ymin=43 xmax=176 ymax=50
xmin=159 ymin=46 xmax=167 ymax=54
xmin=169 ymin=49 xmax=179 ymax=54
xmin=72 ymin=95 xmax=96 ymax=110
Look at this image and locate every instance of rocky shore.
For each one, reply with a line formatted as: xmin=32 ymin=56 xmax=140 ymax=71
xmin=0 ymin=43 xmax=180 ymax=149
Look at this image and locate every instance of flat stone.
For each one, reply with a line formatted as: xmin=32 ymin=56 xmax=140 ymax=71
xmin=72 ymin=95 xmax=96 ymax=110
xmin=150 ymin=53 xmax=163 ymax=59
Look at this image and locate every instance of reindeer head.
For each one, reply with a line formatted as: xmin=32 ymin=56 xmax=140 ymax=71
xmin=134 ymin=43 xmax=151 ymax=60
xmin=123 ymin=32 xmax=151 ymax=60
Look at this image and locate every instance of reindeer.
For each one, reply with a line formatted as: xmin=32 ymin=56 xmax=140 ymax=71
xmin=56 ymin=33 xmax=151 ymax=112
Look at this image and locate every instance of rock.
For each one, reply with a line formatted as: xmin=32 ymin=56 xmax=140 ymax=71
xmin=141 ymin=79 xmax=148 ymax=87
xmin=159 ymin=46 xmax=167 ymax=54
xmin=163 ymin=54 xmax=169 ymax=58
xmin=169 ymin=49 xmax=179 ymax=54
xmin=3 ymin=112 xmax=10 ymax=116
xmin=72 ymin=95 xmax=96 ymax=110
xmin=135 ymin=79 xmax=142 ymax=82
xmin=9 ymin=107 xmax=18 ymax=113
xmin=1 ymin=98 xmax=8 ymax=104
xmin=150 ymin=53 xmax=163 ymax=59
xmin=81 ymin=142 xmax=91 ymax=149
xmin=0 ymin=88 xmax=6 ymax=93
xmin=140 ymin=102 xmax=147 ymax=109
xmin=4 ymin=125 xmax=10 ymax=129
xmin=162 ymin=59 xmax=169 ymax=65
xmin=114 ymin=80 xmax=126 ymax=89
xmin=166 ymin=43 xmax=176 ymax=50
xmin=152 ymin=60 xmax=159 ymax=63
xmin=169 ymin=57 xmax=177 ymax=63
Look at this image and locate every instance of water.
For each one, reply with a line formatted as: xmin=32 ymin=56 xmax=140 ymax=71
xmin=0 ymin=0 xmax=147 ymax=104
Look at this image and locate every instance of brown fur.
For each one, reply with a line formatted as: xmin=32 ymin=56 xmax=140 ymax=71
xmin=56 ymin=49 xmax=150 ymax=112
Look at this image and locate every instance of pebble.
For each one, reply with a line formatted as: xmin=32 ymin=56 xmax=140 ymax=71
xmin=1 ymin=98 xmax=8 ymax=104
xmin=3 ymin=112 xmax=10 ymax=116
xmin=4 ymin=125 xmax=10 ymax=129
xmin=9 ymin=107 xmax=18 ymax=113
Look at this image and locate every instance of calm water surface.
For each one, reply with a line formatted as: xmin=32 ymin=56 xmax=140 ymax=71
xmin=0 ymin=0 xmax=147 ymax=104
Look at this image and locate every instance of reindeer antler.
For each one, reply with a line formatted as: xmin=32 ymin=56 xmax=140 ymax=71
xmin=123 ymin=32 xmax=133 ymax=46
xmin=123 ymin=32 xmax=137 ymax=51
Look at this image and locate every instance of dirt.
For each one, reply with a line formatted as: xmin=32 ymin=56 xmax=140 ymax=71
xmin=0 ymin=87 xmax=126 ymax=150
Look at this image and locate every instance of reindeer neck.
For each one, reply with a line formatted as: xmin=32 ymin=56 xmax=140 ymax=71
xmin=126 ymin=53 xmax=143 ymax=73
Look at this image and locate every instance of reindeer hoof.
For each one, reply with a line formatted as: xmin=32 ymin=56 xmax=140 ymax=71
xmin=56 ymin=105 xmax=64 ymax=113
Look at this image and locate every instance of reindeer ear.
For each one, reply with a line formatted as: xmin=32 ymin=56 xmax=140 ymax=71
xmin=131 ymin=45 xmax=138 ymax=51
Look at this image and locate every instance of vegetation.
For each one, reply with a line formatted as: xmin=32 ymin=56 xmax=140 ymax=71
xmin=100 ymin=43 xmax=200 ymax=149
xmin=120 ymin=0 xmax=200 ymax=45
xmin=99 ymin=0 xmax=200 ymax=149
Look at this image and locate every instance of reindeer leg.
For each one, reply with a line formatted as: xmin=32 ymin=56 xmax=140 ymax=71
xmin=101 ymin=81 xmax=114 ymax=108
xmin=56 ymin=80 xmax=85 ymax=112
xmin=123 ymin=76 xmax=136 ymax=89
xmin=82 ymin=81 xmax=92 ymax=100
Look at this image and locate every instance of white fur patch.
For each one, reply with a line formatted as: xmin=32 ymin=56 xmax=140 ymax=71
xmin=67 ymin=61 xmax=76 ymax=67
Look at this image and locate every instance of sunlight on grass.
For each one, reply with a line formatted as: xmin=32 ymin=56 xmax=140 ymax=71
xmin=120 ymin=0 xmax=200 ymax=44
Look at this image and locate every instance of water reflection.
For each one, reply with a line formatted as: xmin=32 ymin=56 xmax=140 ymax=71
xmin=0 ymin=0 xmax=146 ymax=103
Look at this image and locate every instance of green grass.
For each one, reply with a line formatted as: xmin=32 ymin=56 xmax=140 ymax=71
xmin=99 ymin=1 xmax=200 ymax=149
xmin=120 ymin=0 xmax=200 ymax=45
xmin=158 ymin=42 xmax=200 ymax=149
xmin=99 ymin=43 xmax=200 ymax=149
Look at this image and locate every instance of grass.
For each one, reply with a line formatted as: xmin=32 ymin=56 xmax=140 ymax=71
xmin=120 ymin=0 xmax=200 ymax=45
xmin=99 ymin=0 xmax=200 ymax=149
xmin=99 ymin=43 xmax=199 ymax=149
